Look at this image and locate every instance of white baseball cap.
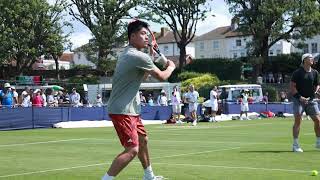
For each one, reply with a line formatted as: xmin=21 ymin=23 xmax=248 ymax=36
xmin=301 ymin=53 xmax=313 ymax=62
xmin=4 ymin=83 xmax=10 ymax=88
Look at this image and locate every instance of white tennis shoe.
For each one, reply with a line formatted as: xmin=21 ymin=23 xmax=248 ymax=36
xmin=292 ymin=144 xmax=303 ymax=152
xmin=143 ymin=175 xmax=165 ymax=180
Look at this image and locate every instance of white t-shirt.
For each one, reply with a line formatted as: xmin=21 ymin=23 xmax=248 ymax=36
xmin=171 ymin=91 xmax=181 ymax=105
xmin=158 ymin=95 xmax=168 ymax=106
xmin=187 ymin=91 xmax=199 ymax=104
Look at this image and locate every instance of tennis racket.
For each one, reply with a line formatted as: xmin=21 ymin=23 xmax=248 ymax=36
xmin=147 ymin=28 xmax=168 ymax=66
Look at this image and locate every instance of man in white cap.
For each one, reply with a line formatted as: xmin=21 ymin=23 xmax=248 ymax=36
xmin=0 ymin=83 xmax=13 ymax=108
xmin=290 ymin=53 xmax=320 ymax=152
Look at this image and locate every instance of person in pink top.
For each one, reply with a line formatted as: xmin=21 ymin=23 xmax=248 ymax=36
xmin=32 ymin=89 xmax=43 ymax=107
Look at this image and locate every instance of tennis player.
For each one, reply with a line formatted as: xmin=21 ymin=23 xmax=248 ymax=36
xmin=102 ymin=20 xmax=175 ymax=180
xmin=290 ymin=53 xmax=320 ymax=152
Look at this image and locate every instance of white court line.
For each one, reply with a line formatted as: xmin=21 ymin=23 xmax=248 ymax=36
xmin=155 ymin=123 xmax=273 ymax=131
xmin=152 ymin=162 xmax=311 ymax=173
xmin=0 ymin=138 xmax=90 ymax=148
xmin=0 ymin=147 xmax=239 ymax=178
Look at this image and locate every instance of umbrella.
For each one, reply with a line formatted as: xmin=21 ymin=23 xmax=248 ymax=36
xmin=52 ymin=85 xmax=64 ymax=91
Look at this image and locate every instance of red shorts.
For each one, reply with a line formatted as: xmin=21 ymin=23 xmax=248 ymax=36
xmin=109 ymin=114 xmax=147 ymax=147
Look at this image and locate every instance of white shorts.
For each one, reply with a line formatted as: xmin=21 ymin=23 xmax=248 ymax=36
xmin=211 ymin=103 xmax=218 ymax=112
xmin=241 ymin=104 xmax=249 ymax=112
xmin=172 ymin=104 xmax=181 ymax=114
xmin=189 ymin=103 xmax=198 ymax=112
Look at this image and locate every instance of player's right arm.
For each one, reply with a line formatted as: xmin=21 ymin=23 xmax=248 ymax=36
xmin=147 ymin=60 xmax=176 ymax=81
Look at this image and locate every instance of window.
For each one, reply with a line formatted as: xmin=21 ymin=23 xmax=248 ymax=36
xmin=164 ymin=46 xmax=169 ymax=54
xmin=233 ymin=53 xmax=238 ymax=58
xmin=311 ymin=43 xmax=318 ymax=53
xmin=78 ymin=54 xmax=81 ymax=59
xmin=213 ymin=41 xmax=219 ymax=49
xmin=236 ymin=39 xmax=241 ymax=46
xmin=199 ymin=42 xmax=204 ymax=51
xmin=240 ymin=52 xmax=245 ymax=57
xmin=276 ymin=50 xmax=281 ymax=55
xmin=269 ymin=50 xmax=274 ymax=56
xmin=200 ymin=55 xmax=205 ymax=58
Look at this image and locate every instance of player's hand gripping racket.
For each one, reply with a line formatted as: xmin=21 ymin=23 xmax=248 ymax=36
xmin=147 ymin=28 xmax=168 ymax=66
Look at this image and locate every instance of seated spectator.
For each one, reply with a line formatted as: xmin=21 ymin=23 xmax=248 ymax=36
xmin=280 ymin=91 xmax=288 ymax=102
xmin=11 ymin=86 xmax=19 ymax=107
xmin=157 ymin=90 xmax=168 ymax=106
xmin=21 ymin=87 xmax=31 ymax=107
xmin=70 ymin=88 xmax=81 ymax=107
xmin=147 ymin=94 xmax=154 ymax=106
xmin=58 ymin=90 xmax=70 ymax=107
xmin=262 ymin=92 xmax=269 ymax=104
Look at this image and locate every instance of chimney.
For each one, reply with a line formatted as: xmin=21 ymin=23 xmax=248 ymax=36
xmin=160 ymin=27 xmax=168 ymax=37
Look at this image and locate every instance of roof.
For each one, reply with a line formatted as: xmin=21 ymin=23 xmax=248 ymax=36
xmin=156 ymin=31 xmax=197 ymax=44
xmin=59 ymin=53 xmax=74 ymax=62
xmin=194 ymin=26 xmax=249 ymax=41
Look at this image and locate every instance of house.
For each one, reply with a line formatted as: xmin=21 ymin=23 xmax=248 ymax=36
xmin=194 ymin=21 xmax=292 ymax=59
xmin=291 ymin=35 xmax=320 ymax=54
xmin=155 ymin=27 xmax=195 ymax=66
xmin=32 ymin=53 xmax=73 ymax=70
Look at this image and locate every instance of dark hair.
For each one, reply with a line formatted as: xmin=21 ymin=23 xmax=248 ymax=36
xmin=127 ymin=20 xmax=149 ymax=40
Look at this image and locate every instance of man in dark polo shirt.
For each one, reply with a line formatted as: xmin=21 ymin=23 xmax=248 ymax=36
xmin=290 ymin=53 xmax=320 ymax=152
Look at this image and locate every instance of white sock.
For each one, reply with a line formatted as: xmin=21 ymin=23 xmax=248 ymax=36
xmin=144 ymin=165 xmax=154 ymax=177
xmin=293 ymin=138 xmax=299 ymax=145
xmin=102 ymin=173 xmax=114 ymax=180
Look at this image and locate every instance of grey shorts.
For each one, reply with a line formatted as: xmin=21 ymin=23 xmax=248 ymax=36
xmin=293 ymin=98 xmax=320 ymax=116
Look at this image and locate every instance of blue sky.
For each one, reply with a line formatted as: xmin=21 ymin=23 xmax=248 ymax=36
xmin=57 ymin=0 xmax=232 ymax=50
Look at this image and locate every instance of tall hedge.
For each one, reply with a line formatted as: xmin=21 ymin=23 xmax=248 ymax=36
xmin=183 ymin=58 xmax=243 ymax=80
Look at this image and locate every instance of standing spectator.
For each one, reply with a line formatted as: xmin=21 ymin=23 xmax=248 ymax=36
xmin=262 ymin=92 xmax=269 ymax=104
xmin=157 ymin=90 xmax=168 ymax=106
xmin=70 ymin=88 xmax=81 ymax=107
xmin=186 ymin=84 xmax=199 ymax=126
xmin=96 ymin=94 xmax=103 ymax=107
xmin=209 ymin=86 xmax=219 ymax=122
xmin=103 ymin=20 xmax=175 ymax=180
xmin=11 ymin=86 xmax=19 ymax=107
xmin=32 ymin=89 xmax=43 ymax=107
xmin=21 ymin=87 xmax=31 ymax=107
xmin=290 ymin=53 xmax=320 ymax=152
xmin=147 ymin=94 xmax=154 ymax=106
xmin=140 ymin=91 xmax=147 ymax=106
xmin=171 ymin=85 xmax=182 ymax=124
xmin=219 ymin=87 xmax=228 ymax=114
xmin=0 ymin=83 xmax=13 ymax=108
xmin=240 ymin=89 xmax=250 ymax=120
xmin=41 ymin=89 xmax=47 ymax=107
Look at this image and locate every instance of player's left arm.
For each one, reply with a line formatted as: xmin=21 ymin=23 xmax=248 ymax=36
xmin=314 ymin=71 xmax=320 ymax=95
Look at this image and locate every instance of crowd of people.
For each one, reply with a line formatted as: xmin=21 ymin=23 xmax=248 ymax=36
xmin=0 ymin=83 xmax=104 ymax=108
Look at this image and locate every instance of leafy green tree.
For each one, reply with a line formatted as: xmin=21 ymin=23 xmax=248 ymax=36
xmin=0 ymin=0 xmax=70 ymax=77
xmin=225 ymin=0 xmax=320 ymax=75
xmin=69 ymin=0 xmax=141 ymax=69
xmin=141 ymin=0 xmax=212 ymax=70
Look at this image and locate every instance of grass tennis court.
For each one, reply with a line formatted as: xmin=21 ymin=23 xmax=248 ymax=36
xmin=0 ymin=118 xmax=319 ymax=180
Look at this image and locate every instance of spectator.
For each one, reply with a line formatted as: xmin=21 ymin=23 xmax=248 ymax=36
xmin=240 ymin=89 xmax=250 ymax=120
xmin=0 ymin=83 xmax=14 ymax=108
xmin=219 ymin=87 xmax=228 ymax=114
xmin=70 ymin=88 xmax=81 ymax=107
xmin=147 ymin=94 xmax=154 ymax=106
xmin=268 ymin=72 xmax=274 ymax=83
xmin=41 ymin=89 xmax=47 ymax=107
xmin=280 ymin=91 xmax=288 ymax=102
xmin=32 ymin=89 xmax=43 ymax=107
xmin=58 ymin=90 xmax=70 ymax=107
xmin=171 ymin=85 xmax=182 ymax=124
xmin=47 ymin=89 xmax=56 ymax=107
xmin=96 ymin=94 xmax=103 ymax=107
xmin=209 ymin=86 xmax=218 ymax=122
xmin=11 ymin=86 xmax=19 ymax=107
xmin=186 ymin=84 xmax=199 ymax=126
xmin=262 ymin=92 xmax=269 ymax=104
xmin=139 ymin=91 xmax=146 ymax=106
xmin=157 ymin=90 xmax=168 ymax=106
xmin=21 ymin=87 xmax=31 ymax=107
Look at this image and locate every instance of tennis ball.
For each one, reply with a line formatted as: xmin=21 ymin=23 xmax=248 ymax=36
xmin=311 ymin=170 xmax=318 ymax=176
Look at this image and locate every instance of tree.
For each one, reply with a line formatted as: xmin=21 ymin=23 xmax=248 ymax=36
xmin=0 ymin=0 xmax=70 ymax=77
xmin=69 ymin=0 xmax=141 ymax=69
xmin=141 ymin=0 xmax=212 ymax=70
xmin=225 ymin=0 xmax=320 ymax=75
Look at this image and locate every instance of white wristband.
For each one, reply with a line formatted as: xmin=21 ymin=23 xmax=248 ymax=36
xmin=167 ymin=66 xmax=175 ymax=71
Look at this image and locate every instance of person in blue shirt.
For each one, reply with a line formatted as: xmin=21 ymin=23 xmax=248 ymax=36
xmin=0 ymin=83 xmax=14 ymax=108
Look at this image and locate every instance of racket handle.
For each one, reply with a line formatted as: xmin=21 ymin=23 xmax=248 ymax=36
xmin=155 ymin=53 xmax=168 ymax=66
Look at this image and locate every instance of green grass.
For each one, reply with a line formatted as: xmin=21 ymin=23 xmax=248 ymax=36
xmin=0 ymin=118 xmax=319 ymax=180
